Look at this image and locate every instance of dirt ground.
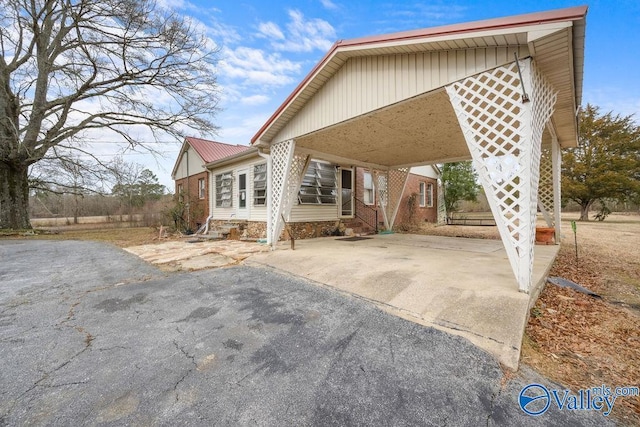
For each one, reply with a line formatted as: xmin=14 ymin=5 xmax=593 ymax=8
xmin=420 ymin=213 xmax=640 ymax=425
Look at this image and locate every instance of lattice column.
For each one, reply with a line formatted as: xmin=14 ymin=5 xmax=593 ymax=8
xmin=446 ymin=58 xmax=557 ymax=292
xmin=437 ymin=178 xmax=447 ymax=225
xmin=538 ymin=146 xmax=554 ymax=227
xmin=372 ymin=170 xmax=389 ymax=229
xmin=387 ymin=168 xmax=410 ymax=228
xmin=372 ymin=168 xmax=409 ymax=229
xmin=269 ymin=139 xmax=295 ymax=249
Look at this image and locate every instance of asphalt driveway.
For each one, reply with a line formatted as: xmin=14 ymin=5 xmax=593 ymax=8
xmin=0 ymin=240 xmax=612 ymax=426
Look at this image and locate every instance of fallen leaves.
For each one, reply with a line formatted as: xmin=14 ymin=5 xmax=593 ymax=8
xmin=523 ymin=218 xmax=640 ymax=426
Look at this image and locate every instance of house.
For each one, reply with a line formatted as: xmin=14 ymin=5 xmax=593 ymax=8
xmin=171 ymin=137 xmax=250 ymax=231
xmin=172 ymin=140 xmax=440 ymax=239
xmin=201 ymin=146 xmax=440 ymax=239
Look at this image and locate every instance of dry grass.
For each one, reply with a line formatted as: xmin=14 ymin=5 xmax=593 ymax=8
xmin=1 ymin=226 xmax=173 ymax=248
xmin=523 ymin=214 xmax=640 ymax=426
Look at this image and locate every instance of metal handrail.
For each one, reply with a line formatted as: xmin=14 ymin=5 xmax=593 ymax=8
xmin=354 ymin=196 xmax=378 ymax=233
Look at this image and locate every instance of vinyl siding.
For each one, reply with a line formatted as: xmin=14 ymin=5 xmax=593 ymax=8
xmin=272 ymin=46 xmax=529 ymax=143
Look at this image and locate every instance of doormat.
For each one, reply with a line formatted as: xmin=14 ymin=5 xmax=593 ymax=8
xmin=336 ymin=236 xmax=373 ymax=242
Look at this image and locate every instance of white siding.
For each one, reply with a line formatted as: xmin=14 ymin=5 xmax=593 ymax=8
xmin=410 ymin=165 xmax=439 ymax=179
xmin=209 ymin=154 xmax=340 ymax=223
xmin=272 ymin=46 xmax=529 ymax=143
xmin=290 ymin=204 xmax=339 ymax=223
xmin=173 ymin=146 xmax=205 ymax=180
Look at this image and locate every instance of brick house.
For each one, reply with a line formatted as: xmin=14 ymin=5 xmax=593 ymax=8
xmin=171 ymin=137 xmax=250 ymax=231
xmin=201 ymin=146 xmax=439 ymax=239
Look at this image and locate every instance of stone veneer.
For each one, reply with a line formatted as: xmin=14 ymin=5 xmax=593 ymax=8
xmin=208 ymin=219 xmax=342 ymax=241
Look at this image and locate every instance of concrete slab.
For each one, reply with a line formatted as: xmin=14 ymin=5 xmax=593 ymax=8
xmin=248 ymin=233 xmax=559 ymax=370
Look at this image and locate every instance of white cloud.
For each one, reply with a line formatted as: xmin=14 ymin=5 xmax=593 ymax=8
xmin=219 ymin=114 xmax=271 ymax=143
xmin=240 ymin=94 xmax=270 ymax=106
xmin=257 ymin=21 xmax=285 ymax=40
xmin=218 ymin=46 xmax=301 ymax=87
xmin=263 ymin=9 xmax=336 ymax=53
xmin=320 ymin=0 xmax=339 ymax=10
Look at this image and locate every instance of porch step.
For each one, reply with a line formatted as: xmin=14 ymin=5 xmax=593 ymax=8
xmin=344 ymin=220 xmax=375 ymax=236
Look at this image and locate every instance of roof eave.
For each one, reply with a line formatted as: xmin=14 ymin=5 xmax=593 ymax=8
xmin=251 ymin=5 xmax=588 ymax=146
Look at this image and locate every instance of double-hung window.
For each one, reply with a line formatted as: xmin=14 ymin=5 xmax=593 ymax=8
xmin=253 ymin=163 xmax=267 ymax=206
xmin=363 ymin=172 xmax=375 ymax=205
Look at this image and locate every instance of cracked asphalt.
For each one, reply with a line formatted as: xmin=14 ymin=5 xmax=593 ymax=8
xmin=0 ymin=240 xmax=613 ymax=426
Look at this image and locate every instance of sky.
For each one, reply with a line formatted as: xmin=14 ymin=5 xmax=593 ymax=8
xmin=132 ymin=0 xmax=640 ymax=189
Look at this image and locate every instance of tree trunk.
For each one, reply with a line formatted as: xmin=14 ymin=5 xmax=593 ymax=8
xmin=579 ymin=200 xmax=593 ymax=221
xmin=0 ymin=162 xmax=32 ymax=229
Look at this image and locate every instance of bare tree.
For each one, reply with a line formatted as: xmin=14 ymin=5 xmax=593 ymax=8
xmin=0 ymin=0 xmax=219 ymax=229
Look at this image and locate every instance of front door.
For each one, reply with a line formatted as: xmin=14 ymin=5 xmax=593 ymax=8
xmin=339 ymin=168 xmax=354 ymax=217
xmin=237 ymin=169 xmax=249 ymax=219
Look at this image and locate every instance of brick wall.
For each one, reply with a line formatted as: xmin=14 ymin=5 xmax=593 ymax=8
xmin=174 ymin=170 xmax=209 ymax=231
xmin=395 ymin=174 xmax=438 ymax=225
xmin=354 ymin=168 xmax=437 ymax=228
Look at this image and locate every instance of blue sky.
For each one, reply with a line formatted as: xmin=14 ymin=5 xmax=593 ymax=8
xmin=144 ymin=0 xmax=640 ymax=188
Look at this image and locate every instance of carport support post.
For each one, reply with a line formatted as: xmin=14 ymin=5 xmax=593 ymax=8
xmin=551 ymin=133 xmax=562 ymax=242
xmin=446 ymin=58 xmax=557 ymax=292
xmin=268 ymin=139 xmax=311 ymax=249
xmin=269 ymin=139 xmax=296 ymax=249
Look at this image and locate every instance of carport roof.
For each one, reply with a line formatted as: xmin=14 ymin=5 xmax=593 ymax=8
xmin=251 ymin=6 xmax=587 ymax=154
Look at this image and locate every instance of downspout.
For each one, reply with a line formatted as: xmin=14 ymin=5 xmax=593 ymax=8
xmin=185 ymin=149 xmax=191 ymax=229
xmin=257 ymin=148 xmax=273 ymax=247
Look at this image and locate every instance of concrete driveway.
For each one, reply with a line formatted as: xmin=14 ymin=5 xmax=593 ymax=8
xmin=250 ymin=234 xmax=559 ymax=370
xmin=0 ymin=240 xmax=610 ymax=426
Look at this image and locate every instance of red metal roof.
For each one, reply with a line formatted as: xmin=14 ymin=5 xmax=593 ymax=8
xmin=251 ymin=5 xmax=588 ymax=145
xmin=185 ymin=137 xmax=250 ymax=163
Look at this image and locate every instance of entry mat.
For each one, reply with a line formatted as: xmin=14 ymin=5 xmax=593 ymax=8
xmin=336 ymin=236 xmax=373 ymax=242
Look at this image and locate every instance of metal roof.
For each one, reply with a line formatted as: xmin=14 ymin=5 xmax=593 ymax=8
xmin=184 ymin=137 xmax=250 ymax=163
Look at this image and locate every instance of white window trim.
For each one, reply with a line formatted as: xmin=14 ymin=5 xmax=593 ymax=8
xmin=198 ymin=178 xmax=206 ymax=199
xmin=419 ymin=182 xmax=426 ymax=207
xmin=363 ymin=171 xmax=375 ymax=206
xmin=427 ymin=182 xmax=434 ymax=208
xmin=215 ymin=172 xmax=233 ymax=208
xmin=253 ymin=163 xmax=267 ymax=206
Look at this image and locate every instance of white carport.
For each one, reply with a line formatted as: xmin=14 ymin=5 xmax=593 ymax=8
xmin=251 ymin=6 xmax=587 ymax=293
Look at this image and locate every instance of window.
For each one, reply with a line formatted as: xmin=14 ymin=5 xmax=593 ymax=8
xmin=427 ymin=182 xmax=434 ymax=208
xmin=198 ymin=178 xmax=205 ymax=199
xmin=298 ymin=160 xmax=337 ymax=205
xmin=177 ymin=184 xmax=184 ymax=202
xmin=215 ymin=172 xmax=233 ymax=208
xmin=363 ymin=172 xmax=374 ymax=205
xmin=419 ymin=182 xmax=426 ymax=207
xmin=253 ymin=163 xmax=267 ymax=206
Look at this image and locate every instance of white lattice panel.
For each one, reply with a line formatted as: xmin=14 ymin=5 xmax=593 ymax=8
xmin=387 ymin=168 xmax=409 ymax=227
xmin=372 ymin=168 xmax=409 ymax=229
xmin=269 ymin=139 xmax=295 ymax=246
xmin=524 ymin=62 xmax=557 ymax=268
xmin=373 ymin=171 xmax=389 ymax=228
xmin=446 ymin=58 xmax=557 ymax=292
xmin=538 ymin=146 xmax=554 ymax=226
